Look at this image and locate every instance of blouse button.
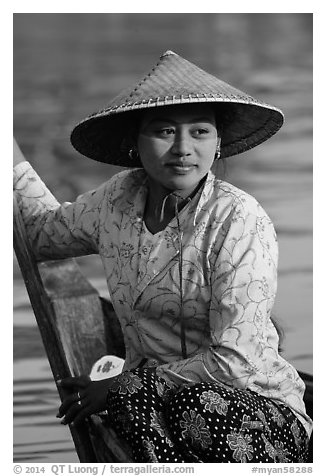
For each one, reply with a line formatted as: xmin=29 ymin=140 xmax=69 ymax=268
xmin=134 ymin=310 xmax=141 ymax=319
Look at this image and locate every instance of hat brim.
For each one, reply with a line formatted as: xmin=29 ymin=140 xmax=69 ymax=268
xmin=70 ymin=99 xmax=284 ymax=167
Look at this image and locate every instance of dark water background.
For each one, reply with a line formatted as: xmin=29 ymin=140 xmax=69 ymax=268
xmin=13 ymin=13 xmax=312 ymax=462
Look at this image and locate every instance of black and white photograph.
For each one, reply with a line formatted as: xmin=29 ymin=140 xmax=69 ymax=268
xmin=13 ymin=12 xmax=313 ymax=465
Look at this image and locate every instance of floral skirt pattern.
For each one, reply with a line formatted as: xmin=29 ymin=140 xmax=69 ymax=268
xmin=104 ymin=368 xmax=310 ymax=463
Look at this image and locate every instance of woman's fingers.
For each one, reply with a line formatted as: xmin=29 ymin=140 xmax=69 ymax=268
xmin=57 ymin=391 xmax=86 ymax=418
xmin=60 ymin=399 xmax=91 ymax=425
xmin=56 ymin=375 xmax=91 ymax=418
xmin=71 ymin=404 xmax=94 ymax=426
xmin=56 ymin=377 xmax=112 ymax=425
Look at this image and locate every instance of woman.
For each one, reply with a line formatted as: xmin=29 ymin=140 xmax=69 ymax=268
xmin=14 ymin=50 xmax=312 ymax=463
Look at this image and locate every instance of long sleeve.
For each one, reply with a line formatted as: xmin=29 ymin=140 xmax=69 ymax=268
xmin=14 ymin=161 xmax=108 ymax=260
xmin=156 ymin=198 xmax=282 ymax=392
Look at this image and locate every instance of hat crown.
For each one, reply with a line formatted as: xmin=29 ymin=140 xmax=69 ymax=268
xmin=101 ymin=49 xmax=263 ymax=115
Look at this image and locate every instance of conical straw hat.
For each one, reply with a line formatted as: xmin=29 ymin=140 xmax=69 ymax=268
xmin=71 ymin=50 xmax=284 ymax=166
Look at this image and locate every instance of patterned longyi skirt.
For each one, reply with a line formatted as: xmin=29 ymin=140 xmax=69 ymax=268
xmin=103 ymin=368 xmax=310 ymax=463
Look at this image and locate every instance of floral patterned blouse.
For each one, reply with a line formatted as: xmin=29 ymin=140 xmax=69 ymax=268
xmin=14 ymin=161 xmax=312 ymax=436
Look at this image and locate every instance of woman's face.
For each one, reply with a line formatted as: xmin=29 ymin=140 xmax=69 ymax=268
xmin=137 ymin=104 xmax=219 ymax=194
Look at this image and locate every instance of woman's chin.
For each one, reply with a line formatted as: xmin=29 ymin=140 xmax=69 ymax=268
xmin=161 ymin=171 xmax=204 ymax=192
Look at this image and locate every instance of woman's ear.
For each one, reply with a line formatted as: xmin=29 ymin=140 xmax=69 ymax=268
xmin=216 ymin=135 xmax=222 ymax=150
xmin=213 ymin=134 xmax=222 ymax=161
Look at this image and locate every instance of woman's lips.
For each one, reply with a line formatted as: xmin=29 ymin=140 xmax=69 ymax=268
xmin=165 ymin=162 xmax=196 ymax=174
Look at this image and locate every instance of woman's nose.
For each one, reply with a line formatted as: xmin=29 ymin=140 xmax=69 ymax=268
xmin=171 ymin=132 xmax=192 ymax=156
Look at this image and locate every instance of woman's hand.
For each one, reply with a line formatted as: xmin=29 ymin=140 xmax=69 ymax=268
xmin=56 ymin=375 xmax=114 ymax=426
xmin=13 ymin=137 xmax=26 ymax=167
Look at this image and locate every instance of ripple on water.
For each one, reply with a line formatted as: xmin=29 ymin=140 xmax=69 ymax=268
xmin=13 ymin=358 xmax=78 ymax=462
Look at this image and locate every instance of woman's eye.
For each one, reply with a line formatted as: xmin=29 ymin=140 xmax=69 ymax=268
xmin=193 ymin=128 xmax=210 ymax=136
xmin=157 ymin=128 xmax=175 ymax=136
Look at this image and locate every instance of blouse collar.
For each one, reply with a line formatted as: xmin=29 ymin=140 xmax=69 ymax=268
xmin=113 ymin=167 xmax=217 ymax=228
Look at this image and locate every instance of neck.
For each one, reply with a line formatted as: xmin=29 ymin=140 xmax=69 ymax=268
xmin=145 ymin=176 xmax=205 ymax=231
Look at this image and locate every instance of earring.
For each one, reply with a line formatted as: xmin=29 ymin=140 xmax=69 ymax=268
xmin=128 ymin=148 xmax=140 ymax=161
xmin=214 ymin=149 xmax=221 ymax=161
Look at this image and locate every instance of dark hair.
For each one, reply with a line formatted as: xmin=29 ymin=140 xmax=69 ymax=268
xmin=119 ymin=110 xmax=143 ymax=167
